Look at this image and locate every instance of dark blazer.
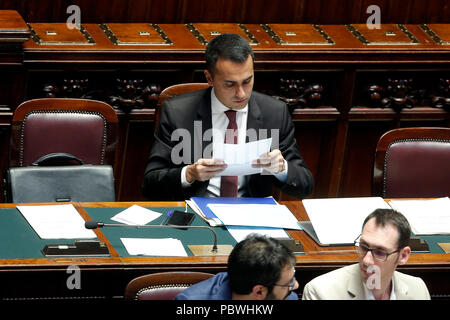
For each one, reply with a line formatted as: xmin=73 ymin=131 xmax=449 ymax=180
xmin=142 ymin=87 xmax=313 ymax=200
xmin=174 ymin=272 xmax=299 ymax=300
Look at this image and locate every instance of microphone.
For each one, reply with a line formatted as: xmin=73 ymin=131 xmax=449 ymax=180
xmin=85 ymin=220 xmax=218 ymax=253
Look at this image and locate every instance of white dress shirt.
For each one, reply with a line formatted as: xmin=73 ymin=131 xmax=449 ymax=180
xmin=363 ymin=277 xmax=397 ymax=300
xmin=181 ymin=88 xmax=288 ymax=196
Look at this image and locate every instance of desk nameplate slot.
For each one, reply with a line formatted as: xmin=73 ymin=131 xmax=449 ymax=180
xmin=28 ymin=23 xmax=95 ymax=45
xmin=99 ymin=23 xmax=173 ymax=45
xmin=419 ymin=24 xmax=450 ymax=45
xmin=185 ymin=23 xmax=259 ymax=46
xmin=346 ymin=24 xmax=420 ymax=45
xmin=260 ymin=24 xmax=334 ymax=45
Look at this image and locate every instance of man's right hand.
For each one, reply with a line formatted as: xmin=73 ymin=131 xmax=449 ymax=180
xmin=185 ymin=159 xmax=227 ymax=183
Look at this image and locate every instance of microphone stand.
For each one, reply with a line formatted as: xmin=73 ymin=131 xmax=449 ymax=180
xmin=90 ymin=222 xmax=218 ymax=253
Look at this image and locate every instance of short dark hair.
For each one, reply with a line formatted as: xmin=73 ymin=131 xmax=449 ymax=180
xmin=205 ymin=33 xmax=255 ymax=74
xmin=362 ymin=209 xmax=411 ymax=249
xmin=227 ymin=234 xmax=295 ymax=295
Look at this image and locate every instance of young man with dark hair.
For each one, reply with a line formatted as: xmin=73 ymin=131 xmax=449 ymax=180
xmin=302 ymin=209 xmax=430 ymax=300
xmin=175 ymin=235 xmax=299 ymax=300
xmin=142 ymin=33 xmax=313 ymax=200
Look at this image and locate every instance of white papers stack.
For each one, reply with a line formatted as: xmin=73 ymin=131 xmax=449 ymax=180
xmin=302 ymin=197 xmax=391 ymax=245
xmin=213 ymin=138 xmax=272 ymax=176
xmin=111 ymin=205 xmax=162 ymax=225
xmin=389 ymin=197 xmax=450 ymax=235
xmin=226 ymin=226 xmax=290 ymax=243
xmin=120 ymin=238 xmax=188 ymax=256
xmin=207 ymin=204 xmax=301 ymax=230
xmin=186 ymin=199 xmax=222 ymax=227
xmin=17 ymin=204 xmax=96 ymax=239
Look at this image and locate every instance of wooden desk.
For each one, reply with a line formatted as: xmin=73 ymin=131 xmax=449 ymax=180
xmin=0 ymin=201 xmax=449 ymax=300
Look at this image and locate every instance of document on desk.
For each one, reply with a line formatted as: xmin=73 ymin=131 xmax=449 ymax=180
xmin=302 ymin=197 xmax=391 ymax=245
xmin=388 ymin=197 xmax=450 ymax=235
xmin=120 ymin=238 xmax=188 ymax=256
xmin=208 ymin=204 xmax=301 ymax=230
xmin=227 ymin=226 xmax=290 ymax=243
xmin=111 ymin=205 xmax=162 ymax=225
xmin=17 ymin=204 xmax=96 ymax=239
xmin=213 ymin=138 xmax=272 ymax=176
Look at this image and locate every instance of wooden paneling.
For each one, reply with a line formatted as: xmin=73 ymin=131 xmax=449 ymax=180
xmin=0 ymin=11 xmax=449 ymax=201
xmin=1 ymin=0 xmax=449 ymax=24
xmin=116 ymin=114 xmax=155 ymax=201
xmin=292 ymin=122 xmax=339 ymax=199
xmin=339 ymin=121 xmax=394 ymax=197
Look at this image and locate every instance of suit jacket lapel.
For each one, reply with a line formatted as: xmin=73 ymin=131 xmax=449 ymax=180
xmin=393 ymin=272 xmax=409 ymax=299
xmin=347 ymin=270 xmax=366 ymax=299
xmin=244 ymin=95 xmax=266 ymax=195
xmin=346 ymin=267 xmax=410 ymax=300
xmin=246 ymin=94 xmax=264 ymax=142
xmin=195 ymin=88 xmax=213 ymax=161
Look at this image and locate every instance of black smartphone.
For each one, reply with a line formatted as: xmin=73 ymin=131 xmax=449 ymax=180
xmin=162 ymin=210 xmax=195 ymax=227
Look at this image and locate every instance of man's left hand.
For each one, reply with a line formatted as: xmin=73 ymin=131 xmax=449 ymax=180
xmin=252 ymin=149 xmax=286 ymax=174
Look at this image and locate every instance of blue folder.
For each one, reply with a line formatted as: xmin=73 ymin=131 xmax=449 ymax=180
xmin=190 ymin=196 xmax=278 ymax=222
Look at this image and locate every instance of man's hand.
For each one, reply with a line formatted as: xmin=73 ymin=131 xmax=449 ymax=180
xmin=252 ymin=149 xmax=286 ymax=174
xmin=185 ymin=158 xmax=227 ymax=183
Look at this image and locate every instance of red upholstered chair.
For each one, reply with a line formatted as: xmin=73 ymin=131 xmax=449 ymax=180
xmin=373 ymin=127 xmax=450 ymax=198
xmin=155 ymin=83 xmax=210 ymax=132
xmin=124 ymin=271 xmax=214 ymax=300
xmin=10 ymin=98 xmax=118 ymax=167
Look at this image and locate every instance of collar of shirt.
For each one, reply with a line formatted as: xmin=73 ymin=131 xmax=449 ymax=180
xmin=363 ymin=277 xmax=396 ymax=300
xmin=211 ymin=87 xmax=248 ymax=116
xmin=210 ymin=88 xmax=248 ymax=145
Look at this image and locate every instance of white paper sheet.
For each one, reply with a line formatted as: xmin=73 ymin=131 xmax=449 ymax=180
xmin=226 ymin=226 xmax=290 ymax=243
xmin=213 ymin=138 xmax=272 ymax=176
xmin=302 ymin=197 xmax=391 ymax=245
xmin=120 ymin=238 xmax=188 ymax=256
xmin=207 ymin=204 xmax=301 ymax=230
xmin=17 ymin=204 xmax=96 ymax=239
xmin=389 ymin=197 xmax=450 ymax=235
xmin=111 ymin=205 xmax=162 ymax=225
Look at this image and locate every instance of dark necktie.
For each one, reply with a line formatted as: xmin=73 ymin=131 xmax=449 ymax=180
xmin=220 ymin=110 xmax=238 ymax=197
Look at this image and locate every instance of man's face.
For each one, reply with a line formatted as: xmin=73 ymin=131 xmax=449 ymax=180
xmin=358 ymin=218 xmax=410 ymax=293
xmin=266 ymin=265 xmax=298 ymax=300
xmin=204 ymin=55 xmax=254 ymax=110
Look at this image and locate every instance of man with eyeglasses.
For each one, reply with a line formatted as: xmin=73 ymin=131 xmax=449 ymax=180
xmin=175 ymin=234 xmax=299 ymax=300
xmin=302 ymin=209 xmax=430 ymax=300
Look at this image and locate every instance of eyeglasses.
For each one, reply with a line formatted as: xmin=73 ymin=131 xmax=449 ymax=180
xmin=273 ymin=271 xmax=296 ymax=291
xmin=354 ymin=235 xmax=399 ymax=262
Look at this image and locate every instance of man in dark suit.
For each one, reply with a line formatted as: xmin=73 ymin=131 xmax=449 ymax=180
xmin=142 ymin=33 xmax=313 ymax=200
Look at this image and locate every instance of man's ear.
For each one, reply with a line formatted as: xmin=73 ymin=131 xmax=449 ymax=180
xmin=204 ymin=70 xmax=213 ymax=86
xmin=251 ymin=285 xmax=268 ymax=300
xmin=398 ymin=246 xmax=411 ymax=265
